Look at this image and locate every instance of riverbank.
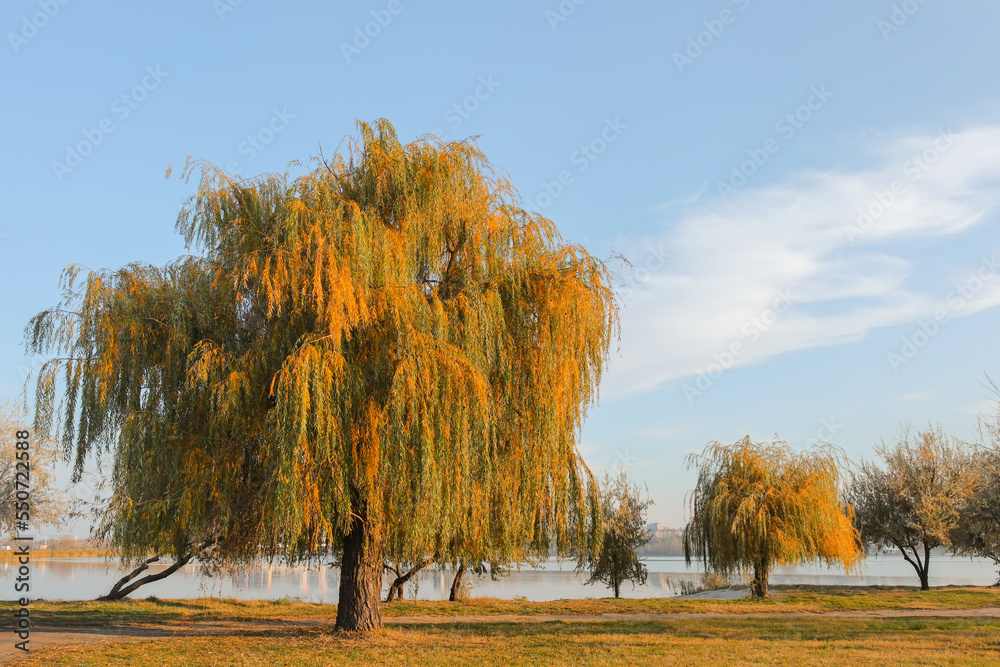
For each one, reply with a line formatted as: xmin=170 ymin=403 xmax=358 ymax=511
xmin=3 ymin=587 xmax=999 ymax=665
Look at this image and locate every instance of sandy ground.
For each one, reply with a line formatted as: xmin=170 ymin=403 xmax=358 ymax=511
xmin=4 ymin=608 xmax=1000 ymax=663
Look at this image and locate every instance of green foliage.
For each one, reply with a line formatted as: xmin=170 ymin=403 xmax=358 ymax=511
xmin=684 ymin=436 xmax=862 ymax=598
xmin=25 ymin=120 xmax=617 ymax=587
xmin=579 ymin=471 xmax=653 ymax=598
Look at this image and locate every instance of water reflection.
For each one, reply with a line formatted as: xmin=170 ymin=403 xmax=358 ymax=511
xmin=1 ymin=556 xmax=996 ymax=603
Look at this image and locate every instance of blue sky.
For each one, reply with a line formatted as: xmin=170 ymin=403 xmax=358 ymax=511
xmin=3 ymin=0 xmax=1000 ymax=529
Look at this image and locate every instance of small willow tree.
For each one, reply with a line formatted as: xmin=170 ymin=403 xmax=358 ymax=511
xmin=26 ymin=119 xmax=616 ymax=631
xmin=684 ymin=437 xmax=862 ymax=598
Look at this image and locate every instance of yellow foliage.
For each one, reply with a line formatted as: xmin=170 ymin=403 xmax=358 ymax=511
xmin=685 ymin=436 xmax=862 ymax=597
xmin=26 ymin=119 xmax=617 ymax=570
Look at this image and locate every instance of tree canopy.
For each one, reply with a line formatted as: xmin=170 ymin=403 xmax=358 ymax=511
xmin=1 ymin=403 xmax=69 ymax=536
xmin=845 ymin=424 xmax=979 ymax=590
xmin=26 ymin=119 xmax=617 ymax=630
xmin=684 ymin=436 xmax=862 ymax=598
xmin=578 ymin=471 xmax=653 ymax=598
xmin=953 ymin=446 xmax=1000 ymax=584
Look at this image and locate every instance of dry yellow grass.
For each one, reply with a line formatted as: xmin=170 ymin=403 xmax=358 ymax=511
xmin=14 ymin=617 xmax=1000 ymax=666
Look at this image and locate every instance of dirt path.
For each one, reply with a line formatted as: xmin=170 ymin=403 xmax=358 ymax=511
xmin=4 ymin=608 xmax=1000 ymax=663
xmin=387 ymin=607 xmax=1000 ymax=623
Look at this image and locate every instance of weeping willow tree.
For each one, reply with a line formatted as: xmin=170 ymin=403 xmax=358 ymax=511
xmin=683 ymin=436 xmax=862 ymax=598
xmin=26 ymin=119 xmax=616 ymax=631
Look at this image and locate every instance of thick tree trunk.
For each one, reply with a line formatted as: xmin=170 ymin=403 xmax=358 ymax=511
xmin=750 ymin=561 xmax=769 ymax=599
xmin=336 ymin=502 xmax=385 ymax=632
xmin=449 ymin=562 xmax=467 ymax=602
xmin=613 ymin=578 xmax=621 ymax=599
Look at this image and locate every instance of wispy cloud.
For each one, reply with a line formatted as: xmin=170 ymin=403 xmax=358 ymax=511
xmin=604 ymin=126 xmax=1000 ymax=399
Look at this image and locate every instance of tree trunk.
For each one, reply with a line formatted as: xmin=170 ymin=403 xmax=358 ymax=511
xmin=899 ymin=543 xmax=932 ymax=591
xmin=449 ymin=562 xmax=467 ymax=602
xmin=384 ymin=562 xmax=402 ymax=603
xmin=384 ymin=557 xmax=432 ymax=603
xmin=335 ymin=500 xmax=385 ymax=632
xmin=98 ymin=537 xmax=218 ymax=601
xmin=919 ymin=543 xmax=931 ymax=591
xmin=613 ymin=578 xmax=621 ymax=599
xmin=750 ymin=560 xmax=769 ymax=599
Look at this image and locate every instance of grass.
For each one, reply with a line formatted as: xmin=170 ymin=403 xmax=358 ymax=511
xmin=2 ymin=586 xmax=998 ymax=628
xmin=14 ymin=617 xmax=1000 ymax=665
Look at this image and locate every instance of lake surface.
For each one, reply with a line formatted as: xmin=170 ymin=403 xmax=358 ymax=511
xmin=4 ymin=555 xmax=998 ymax=602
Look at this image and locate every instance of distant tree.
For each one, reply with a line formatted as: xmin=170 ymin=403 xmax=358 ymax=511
xmin=952 ymin=448 xmax=1000 ymax=584
xmin=446 ymin=557 xmax=515 ymax=601
xmin=26 ymin=119 xmax=615 ymax=631
xmin=578 ymin=471 xmax=653 ymax=598
xmin=846 ymin=424 xmax=980 ymax=590
xmin=639 ymin=528 xmax=685 ymax=557
xmin=953 ymin=402 xmax=1000 ymax=583
xmin=1 ymin=403 xmax=69 ymax=536
xmin=449 ymin=561 xmax=468 ymax=601
xmin=685 ymin=437 xmax=862 ymax=598
xmin=383 ymin=557 xmax=433 ymax=602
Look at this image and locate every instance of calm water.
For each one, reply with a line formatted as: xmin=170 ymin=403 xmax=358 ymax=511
xmin=3 ymin=555 xmax=997 ymax=602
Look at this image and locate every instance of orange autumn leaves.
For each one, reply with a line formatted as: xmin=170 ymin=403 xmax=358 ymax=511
xmin=27 ymin=119 xmax=618 ymax=569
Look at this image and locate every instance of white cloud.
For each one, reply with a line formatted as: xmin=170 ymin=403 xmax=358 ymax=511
xmin=955 ymin=400 xmax=997 ymax=417
xmin=604 ymin=126 xmax=1000 ymax=399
